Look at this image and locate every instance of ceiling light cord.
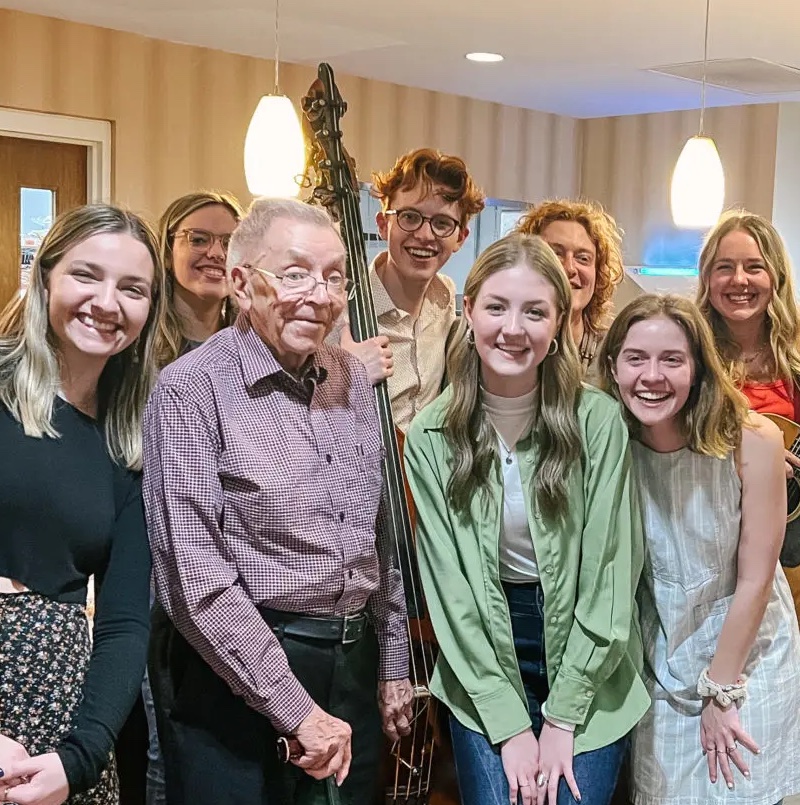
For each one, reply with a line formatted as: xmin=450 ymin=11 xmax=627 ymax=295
xmin=700 ymin=0 xmax=710 ymax=135
xmin=274 ymin=0 xmax=281 ymax=94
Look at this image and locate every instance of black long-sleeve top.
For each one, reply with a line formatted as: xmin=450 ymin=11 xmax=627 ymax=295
xmin=0 ymin=399 xmax=150 ymax=794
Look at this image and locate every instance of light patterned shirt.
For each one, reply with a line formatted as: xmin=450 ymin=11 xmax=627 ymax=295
xmin=143 ymin=316 xmax=409 ymax=734
xmin=370 ymin=253 xmax=457 ymax=432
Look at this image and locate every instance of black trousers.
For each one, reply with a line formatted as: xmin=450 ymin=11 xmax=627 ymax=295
xmin=148 ymin=604 xmax=382 ymax=805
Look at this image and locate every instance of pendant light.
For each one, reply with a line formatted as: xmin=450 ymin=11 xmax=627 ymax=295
xmin=670 ymin=0 xmax=725 ymax=229
xmin=243 ymin=0 xmax=305 ymax=198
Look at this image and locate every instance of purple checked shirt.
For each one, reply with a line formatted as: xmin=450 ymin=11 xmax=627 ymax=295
xmin=142 ymin=316 xmax=409 ymax=734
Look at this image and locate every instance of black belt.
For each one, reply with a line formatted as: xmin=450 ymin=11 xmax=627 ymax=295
xmin=259 ymin=607 xmax=368 ymax=645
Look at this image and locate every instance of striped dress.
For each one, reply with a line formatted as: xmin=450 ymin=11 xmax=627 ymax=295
xmin=630 ymin=444 xmax=800 ymax=805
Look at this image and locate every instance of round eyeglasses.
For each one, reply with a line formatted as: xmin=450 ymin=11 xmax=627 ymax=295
xmin=245 ymin=265 xmax=353 ymax=297
xmin=174 ymin=228 xmax=232 ymax=254
xmin=385 ymin=208 xmax=461 ymax=239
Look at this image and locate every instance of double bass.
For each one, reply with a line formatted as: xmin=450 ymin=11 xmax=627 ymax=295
xmin=301 ymin=64 xmax=458 ymax=805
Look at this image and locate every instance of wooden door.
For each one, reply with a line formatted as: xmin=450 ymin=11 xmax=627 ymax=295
xmin=0 ymin=136 xmax=88 ymax=311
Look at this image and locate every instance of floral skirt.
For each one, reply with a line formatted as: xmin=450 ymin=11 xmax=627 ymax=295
xmin=0 ymin=592 xmax=118 ymax=804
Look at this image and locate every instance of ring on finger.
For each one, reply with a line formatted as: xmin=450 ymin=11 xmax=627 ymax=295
xmin=537 ymin=772 xmax=549 ymax=787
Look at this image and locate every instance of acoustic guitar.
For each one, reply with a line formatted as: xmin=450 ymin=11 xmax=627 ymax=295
xmin=763 ymin=413 xmax=800 ymax=567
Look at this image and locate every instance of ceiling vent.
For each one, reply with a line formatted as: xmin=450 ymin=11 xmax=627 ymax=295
xmin=647 ymin=57 xmax=800 ymax=95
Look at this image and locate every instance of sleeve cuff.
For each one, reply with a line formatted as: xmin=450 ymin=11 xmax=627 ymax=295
xmin=259 ymin=671 xmax=315 ymax=735
xmin=378 ymin=633 xmax=410 ymax=680
xmin=544 ymin=671 xmax=595 ymax=726
xmin=541 ymin=702 xmax=576 ymax=732
xmin=472 ymin=681 xmax=531 ymax=745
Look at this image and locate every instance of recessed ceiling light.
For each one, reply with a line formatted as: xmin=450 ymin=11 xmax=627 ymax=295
xmin=465 ymin=52 xmax=504 ymax=63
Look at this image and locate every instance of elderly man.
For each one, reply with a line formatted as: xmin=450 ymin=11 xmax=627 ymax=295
xmin=143 ymin=198 xmax=413 ymax=805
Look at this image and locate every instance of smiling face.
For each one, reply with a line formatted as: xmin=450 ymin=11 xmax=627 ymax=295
xmin=464 ymin=263 xmax=561 ymax=397
xmin=376 ymin=183 xmax=468 ymax=286
xmin=230 ymin=217 xmax=347 ymax=374
xmin=539 ymin=220 xmax=597 ymax=320
xmin=171 ymin=203 xmax=238 ymax=303
xmin=707 ymin=228 xmax=773 ymax=328
xmin=47 ymin=232 xmax=155 ymax=369
xmin=613 ymin=315 xmax=695 ymax=445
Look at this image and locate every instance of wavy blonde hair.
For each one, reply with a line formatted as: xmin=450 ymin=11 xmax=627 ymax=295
xmin=154 ymin=191 xmax=243 ymax=368
xmin=695 ymin=209 xmax=800 ymax=385
xmin=445 ymin=232 xmax=583 ymax=521
xmin=598 ymin=294 xmax=749 ymax=457
xmin=515 ymin=199 xmax=625 ymax=338
xmin=0 ymin=204 xmax=165 ymax=470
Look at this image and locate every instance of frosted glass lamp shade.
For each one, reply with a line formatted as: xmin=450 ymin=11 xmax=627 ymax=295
xmin=670 ymin=135 xmax=725 ymax=229
xmin=244 ymin=95 xmax=305 ymax=198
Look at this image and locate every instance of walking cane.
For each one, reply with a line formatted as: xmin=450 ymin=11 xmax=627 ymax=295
xmin=277 ymin=737 xmax=343 ymax=805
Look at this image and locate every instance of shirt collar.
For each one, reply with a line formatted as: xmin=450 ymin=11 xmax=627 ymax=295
xmin=233 ymin=315 xmax=328 ymax=390
xmin=369 ymin=251 xmax=454 ymax=318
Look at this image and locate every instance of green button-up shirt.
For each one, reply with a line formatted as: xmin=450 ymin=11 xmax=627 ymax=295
xmin=404 ymin=384 xmax=650 ymax=752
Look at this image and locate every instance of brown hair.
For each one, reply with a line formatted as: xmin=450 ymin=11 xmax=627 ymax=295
xmin=695 ymin=209 xmax=800 ymax=385
xmin=155 ymin=190 xmax=244 ymax=368
xmin=445 ymin=232 xmax=582 ymax=521
xmin=516 ymin=199 xmax=624 ymax=336
xmin=371 ymin=148 xmax=486 ymax=227
xmin=598 ymin=294 xmax=748 ymax=457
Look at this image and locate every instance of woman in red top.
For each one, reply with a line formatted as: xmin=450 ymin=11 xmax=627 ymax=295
xmin=696 ymin=209 xmax=800 ymax=616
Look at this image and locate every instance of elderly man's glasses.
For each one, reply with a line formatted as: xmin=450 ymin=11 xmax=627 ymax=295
xmin=243 ymin=265 xmax=354 ymax=298
xmin=385 ymin=208 xmax=461 ymax=239
xmin=174 ymin=228 xmax=232 ymax=254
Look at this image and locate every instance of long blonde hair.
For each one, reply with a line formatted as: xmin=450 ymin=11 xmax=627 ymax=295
xmin=598 ymin=294 xmax=749 ymax=457
xmin=445 ymin=232 xmax=583 ymax=521
xmin=0 ymin=204 xmax=165 ymax=470
xmin=154 ymin=191 xmax=243 ymax=368
xmin=696 ymin=210 xmax=800 ymax=384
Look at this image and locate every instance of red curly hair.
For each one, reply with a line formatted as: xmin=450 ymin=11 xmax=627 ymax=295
xmin=516 ymin=199 xmax=624 ymax=336
xmin=371 ymin=148 xmax=485 ymax=227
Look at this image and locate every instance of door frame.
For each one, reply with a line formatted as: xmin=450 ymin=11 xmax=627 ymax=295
xmin=0 ymin=107 xmax=111 ymax=203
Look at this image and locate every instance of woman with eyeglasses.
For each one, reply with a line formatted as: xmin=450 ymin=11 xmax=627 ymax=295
xmin=153 ymin=191 xmax=244 ymax=368
xmin=139 ymin=190 xmax=242 ymax=805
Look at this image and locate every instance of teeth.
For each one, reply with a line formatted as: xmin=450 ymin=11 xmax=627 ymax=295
xmin=636 ymin=392 xmax=670 ymax=401
xmin=408 ymin=248 xmax=436 ymax=258
xmin=78 ymin=314 xmax=117 ymax=333
xmin=728 ymin=294 xmax=753 ymax=302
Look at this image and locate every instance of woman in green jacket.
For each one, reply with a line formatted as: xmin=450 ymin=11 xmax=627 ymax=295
xmin=403 ymin=232 xmax=649 ymax=805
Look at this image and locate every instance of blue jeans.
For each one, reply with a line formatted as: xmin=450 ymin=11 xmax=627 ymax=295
xmin=143 ymin=667 xmax=166 ymax=805
xmin=144 ymin=584 xmax=166 ymax=805
xmin=449 ymin=582 xmax=628 ymax=805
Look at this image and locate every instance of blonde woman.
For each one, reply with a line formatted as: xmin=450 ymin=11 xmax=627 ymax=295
xmin=0 ymin=204 xmax=165 ymax=804
xmin=696 ymin=211 xmax=800 ymax=612
xmin=404 ymin=232 xmax=649 ymax=805
xmin=154 ymin=190 xmax=243 ymax=368
xmin=599 ymin=294 xmax=800 ymax=805
xmin=515 ymin=199 xmax=625 ymax=376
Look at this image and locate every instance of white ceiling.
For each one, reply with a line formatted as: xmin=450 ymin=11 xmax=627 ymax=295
xmin=4 ymin=0 xmax=800 ymax=118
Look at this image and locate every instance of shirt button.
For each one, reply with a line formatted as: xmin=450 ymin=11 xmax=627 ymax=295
xmin=339 ymin=512 xmax=345 ymax=522
xmin=550 ymin=615 xmax=558 ymax=625
xmin=545 ymin=565 xmax=554 ymax=575
xmin=585 ymin=692 xmax=592 ymax=698
xmin=348 ymin=569 xmax=354 ymax=579
xmin=325 ymin=454 xmax=332 ymax=463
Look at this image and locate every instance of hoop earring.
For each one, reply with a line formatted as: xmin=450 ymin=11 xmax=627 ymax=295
xmin=467 ymin=327 xmax=475 ymax=347
xmin=548 ymin=339 xmax=559 ymax=356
